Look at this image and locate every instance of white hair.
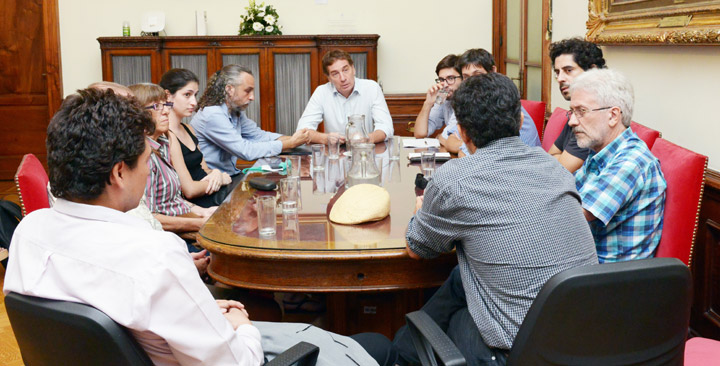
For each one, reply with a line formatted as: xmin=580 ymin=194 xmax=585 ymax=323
xmin=570 ymin=68 xmax=634 ymax=127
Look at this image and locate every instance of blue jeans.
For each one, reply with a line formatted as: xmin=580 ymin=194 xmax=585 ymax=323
xmin=392 ymin=266 xmax=507 ymax=366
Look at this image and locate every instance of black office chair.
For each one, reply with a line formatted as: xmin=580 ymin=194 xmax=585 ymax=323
xmin=405 ymin=257 xmax=693 ymax=366
xmin=5 ymin=292 xmax=319 ymax=366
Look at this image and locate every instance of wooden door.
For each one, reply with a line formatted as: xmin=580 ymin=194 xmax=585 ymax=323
xmin=493 ymin=0 xmax=551 ymax=105
xmin=0 ymin=0 xmax=62 ymax=179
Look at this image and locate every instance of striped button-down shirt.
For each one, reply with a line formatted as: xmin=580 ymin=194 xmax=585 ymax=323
xmin=407 ymin=136 xmax=598 ymax=349
xmin=575 ymin=127 xmax=666 ymax=263
xmin=145 ymin=136 xmax=191 ymax=216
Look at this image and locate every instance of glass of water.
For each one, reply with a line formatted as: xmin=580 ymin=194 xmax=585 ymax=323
xmin=279 ymin=177 xmax=300 ymax=213
xmin=257 ymin=195 xmax=277 ymax=237
xmin=421 ymin=151 xmax=436 ymax=178
xmin=311 ymin=144 xmax=325 ymax=170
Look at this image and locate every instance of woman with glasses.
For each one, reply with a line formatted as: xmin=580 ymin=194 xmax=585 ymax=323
xmin=159 ymin=69 xmax=237 ymax=208
xmin=128 ymin=83 xmax=216 ymax=234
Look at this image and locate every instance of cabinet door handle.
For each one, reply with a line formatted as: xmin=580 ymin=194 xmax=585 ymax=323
xmin=208 ymin=41 xmax=221 ymax=46
xmin=262 ymin=40 xmax=274 ymax=46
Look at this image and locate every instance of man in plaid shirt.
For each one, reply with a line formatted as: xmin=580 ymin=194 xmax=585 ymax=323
xmin=569 ymin=68 xmax=666 ymax=263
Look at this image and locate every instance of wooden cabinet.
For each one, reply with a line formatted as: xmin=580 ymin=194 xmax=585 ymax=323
xmin=98 ymin=35 xmax=378 ymax=134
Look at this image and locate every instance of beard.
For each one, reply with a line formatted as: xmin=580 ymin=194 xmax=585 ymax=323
xmin=573 ymin=127 xmax=601 ymax=151
xmin=228 ymin=101 xmax=249 ymax=117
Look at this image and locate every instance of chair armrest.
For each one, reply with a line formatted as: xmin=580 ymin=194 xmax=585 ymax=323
xmin=406 ymin=310 xmax=466 ymax=366
xmin=266 ymin=341 xmax=319 ymax=366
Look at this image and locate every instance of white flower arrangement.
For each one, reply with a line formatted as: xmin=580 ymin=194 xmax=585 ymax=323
xmin=239 ymin=0 xmax=282 ymax=35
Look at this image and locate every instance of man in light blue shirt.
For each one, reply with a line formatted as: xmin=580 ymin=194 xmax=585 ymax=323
xmin=444 ymin=49 xmax=541 ymax=156
xmin=296 ymin=49 xmax=393 ymax=144
xmin=191 ymin=65 xmax=311 ymax=175
xmin=413 ymin=54 xmax=463 ymax=139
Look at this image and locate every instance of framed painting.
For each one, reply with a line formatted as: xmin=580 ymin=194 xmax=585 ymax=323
xmin=586 ymin=0 xmax=720 ymax=44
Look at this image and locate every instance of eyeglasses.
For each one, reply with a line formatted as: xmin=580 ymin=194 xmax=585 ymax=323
xmin=145 ymin=102 xmax=174 ymax=111
xmin=566 ymin=106 xmax=612 ymax=120
xmin=435 ymin=76 xmax=463 ymax=85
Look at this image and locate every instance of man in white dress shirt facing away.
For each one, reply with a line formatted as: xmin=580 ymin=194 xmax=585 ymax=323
xmin=296 ymin=49 xmax=394 ymax=144
xmin=3 ymin=88 xmax=393 ymax=366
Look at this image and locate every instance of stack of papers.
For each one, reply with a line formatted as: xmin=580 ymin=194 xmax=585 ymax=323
xmin=402 ymin=138 xmax=441 ymax=148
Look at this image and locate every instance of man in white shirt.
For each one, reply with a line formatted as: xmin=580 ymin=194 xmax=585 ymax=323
xmin=296 ymin=49 xmax=394 ymax=144
xmin=3 ymin=88 xmax=392 ymax=366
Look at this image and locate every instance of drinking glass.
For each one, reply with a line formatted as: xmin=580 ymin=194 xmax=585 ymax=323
xmin=388 ymin=137 xmax=401 ymax=161
xmin=279 ymin=177 xmax=300 ymax=212
xmin=257 ymin=195 xmax=277 ymax=237
xmin=288 ymin=156 xmax=301 ymax=177
xmin=327 ymin=135 xmax=340 ymax=160
xmin=375 ymin=155 xmax=384 ymax=184
xmin=421 ymin=151 xmax=436 ymax=178
xmin=311 ymin=144 xmax=325 ymax=170
xmin=435 ymin=88 xmax=449 ymax=105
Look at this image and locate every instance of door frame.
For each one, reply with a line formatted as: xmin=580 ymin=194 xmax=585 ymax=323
xmin=43 ymin=0 xmax=63 ymax=118
xmin=492 ymin=0 xmax=552 ymax=111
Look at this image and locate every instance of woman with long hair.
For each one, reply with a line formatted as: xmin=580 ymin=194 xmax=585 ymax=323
xmin=128 ymin=83 xmax=215 ymax=233
xmin=159 ymin=68 xmax=236 ymax=208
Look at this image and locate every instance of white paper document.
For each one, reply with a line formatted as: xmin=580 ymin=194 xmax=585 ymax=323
xmin=402 ymin=138 xmax=441 ymax=148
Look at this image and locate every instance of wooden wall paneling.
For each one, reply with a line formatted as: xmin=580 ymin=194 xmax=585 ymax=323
xmin=691 ymin=170 xmax=720 ymax=340
xmin=385 ymin=94 xmax=425 ymax=137
xmin=42 ymin=0 xmax=63 ymax=118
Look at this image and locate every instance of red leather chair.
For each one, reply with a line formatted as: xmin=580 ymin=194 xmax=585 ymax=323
xmin=541 ymin=107 xmax=568 ymax=152
xmin=630 ymin=121 xmax=661 ymax=150
xmin=685 ymin=337 xmax=720 ymax=365
xmin=520 ymin=99 xmax=546 ymax=141
xmin=651 ymin=138 xmax=708 ymax=266
xmin=14 ymin=154 xmax=51 ymax=217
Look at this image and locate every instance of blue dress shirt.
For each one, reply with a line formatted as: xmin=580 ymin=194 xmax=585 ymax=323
xmin=191 ymin=104 xmax=282 ymax=174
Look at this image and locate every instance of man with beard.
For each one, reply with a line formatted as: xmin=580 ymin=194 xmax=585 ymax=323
xmin=570 ymin=68 xmax=666 ymax=262
xmin=548 ymin=38 xmax=604 ymax=172
xmin=191 ymin=65 xmax=311 ymax=175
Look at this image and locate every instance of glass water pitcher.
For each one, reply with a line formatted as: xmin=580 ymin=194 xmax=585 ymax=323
xmin=346 ymin=143 xmax=381 ymax=187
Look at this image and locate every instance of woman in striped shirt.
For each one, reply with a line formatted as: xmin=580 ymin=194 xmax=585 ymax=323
xmin=129 ymin=83 xmax=215 ymax=233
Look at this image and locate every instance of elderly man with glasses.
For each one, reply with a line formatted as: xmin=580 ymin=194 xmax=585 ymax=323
xmin=569 ymin=68 xmax=666 ymax=263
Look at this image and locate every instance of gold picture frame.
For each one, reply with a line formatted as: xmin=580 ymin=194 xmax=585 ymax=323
xmin=586 ymin=0 xmax=720 ymax=45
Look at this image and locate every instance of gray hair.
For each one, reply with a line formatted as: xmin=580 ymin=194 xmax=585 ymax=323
xmin=570 ymin=68 xmax=634 ymax=127
xmin=197 ymin=64 xmax=253 ymax=109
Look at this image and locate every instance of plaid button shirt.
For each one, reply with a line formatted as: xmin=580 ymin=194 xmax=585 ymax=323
xmin=575 ymin=127 xmax=666 ymax=263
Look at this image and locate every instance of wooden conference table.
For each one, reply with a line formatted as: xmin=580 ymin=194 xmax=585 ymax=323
xmin=197 ymin=140 xmax=457 ymax=336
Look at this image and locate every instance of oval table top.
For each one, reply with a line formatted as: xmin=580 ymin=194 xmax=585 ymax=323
xmin=197 ymin=140 xmax=457 ymax=292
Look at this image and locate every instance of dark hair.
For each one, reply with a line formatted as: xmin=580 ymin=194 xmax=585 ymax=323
xmin=435 ymin=54 xmax=460 ymax=76
xmin=322 ymin=49 xmax=354 ymax=75
xmin=198 ymin=64 xmax=252 ymax=109
xmin=451 ymin=73 xmax=521 ymax=149
xmin=46 ymin=88 xmax=155 ymax=201
xmin=549 ymin=37 xmax=606 ymax=71
xmin=457 ymin=49 xmax=495 ymax=74
xmin=159 ymin=68 xmax=199 ymax=95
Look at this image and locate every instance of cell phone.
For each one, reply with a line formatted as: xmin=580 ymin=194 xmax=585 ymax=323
xmin=249 ymin=177 xmax=277 ymax=191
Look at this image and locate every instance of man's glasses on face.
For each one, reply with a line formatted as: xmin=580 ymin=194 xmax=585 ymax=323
xmin=145 ymin=102 xmax=174 ymax=111
xmin=435 ymin=76 xmax=463 ymax=85
xmin=566 ymin=106 xmax=612 ymax=120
